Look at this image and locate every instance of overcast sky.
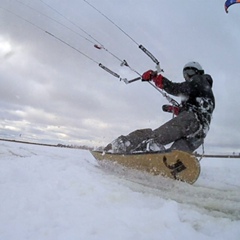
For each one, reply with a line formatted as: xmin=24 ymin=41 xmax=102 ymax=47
xmin=1 ymin=0 xmax=240 ymax=153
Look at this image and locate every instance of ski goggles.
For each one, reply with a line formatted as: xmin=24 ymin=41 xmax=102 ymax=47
xmin=183 ymin=67 xmax=197 ymax=76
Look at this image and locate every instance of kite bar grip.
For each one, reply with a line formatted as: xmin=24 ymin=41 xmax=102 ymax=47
xmin=127 ymin=76 xmax=141 ymax=83
xmin=139 ymin=44 xmax=159 ymax=65
xmin=139 ymin=45 xmax=163 ymax=72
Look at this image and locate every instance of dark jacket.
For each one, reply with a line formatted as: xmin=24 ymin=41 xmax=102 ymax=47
xmin=162 ymin=74 xmax=215 ymax=137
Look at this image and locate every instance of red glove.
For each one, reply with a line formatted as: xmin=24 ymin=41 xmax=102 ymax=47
xmin=141 ymin=70 xmax=157 ymax=81
xmin=162 ymin=105 xmax=180 ymax=115
xmin=153 ymin=74 xmax=164 ymax=89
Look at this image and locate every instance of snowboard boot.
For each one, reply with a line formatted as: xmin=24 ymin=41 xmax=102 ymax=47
xmin=132 ymin=139 xmax=165 ymax=153
xmin=104 ymin=135 xmax=131 ymax=154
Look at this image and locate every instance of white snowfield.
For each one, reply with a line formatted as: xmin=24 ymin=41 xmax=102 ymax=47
xmin=0 ymin=141 xmax=240 ymax=240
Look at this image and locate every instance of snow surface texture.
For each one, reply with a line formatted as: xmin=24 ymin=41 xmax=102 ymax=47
xmin=0 ymin=141 xmax=240 ymax=240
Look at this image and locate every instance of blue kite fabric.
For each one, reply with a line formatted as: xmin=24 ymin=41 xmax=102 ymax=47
xmin=225 ymin=0 xmax=240 ymax=13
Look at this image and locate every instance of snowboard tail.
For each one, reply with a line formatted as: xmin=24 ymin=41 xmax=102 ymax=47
xmin=91 ymin=150 xmax=200 ymax=184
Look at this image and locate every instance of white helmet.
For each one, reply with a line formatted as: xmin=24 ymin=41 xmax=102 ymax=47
xmin=183 ymin=61 xmax=204 ymax=81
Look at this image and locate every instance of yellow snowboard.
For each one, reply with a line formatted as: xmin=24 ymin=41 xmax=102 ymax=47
xmin=91 ymin=150 xmax=200 ymax=184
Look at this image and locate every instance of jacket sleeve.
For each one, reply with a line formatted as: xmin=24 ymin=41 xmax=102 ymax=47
xmin=162 ymin=77 xmax=190 ymax=97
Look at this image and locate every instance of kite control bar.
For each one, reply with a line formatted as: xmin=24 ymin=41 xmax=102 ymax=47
xmin=121 ymin=76 xmax=141 ymax=84
xmin=139 ymin=45 xmax=163 ymax=73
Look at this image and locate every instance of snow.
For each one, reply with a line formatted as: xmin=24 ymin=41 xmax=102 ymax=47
xmin=0 ymin=141 xmax=240 ymax=240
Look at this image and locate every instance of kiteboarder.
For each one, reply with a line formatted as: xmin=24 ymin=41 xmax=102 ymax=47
xmin=104 ymin=61 xmax=215 ymax=154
